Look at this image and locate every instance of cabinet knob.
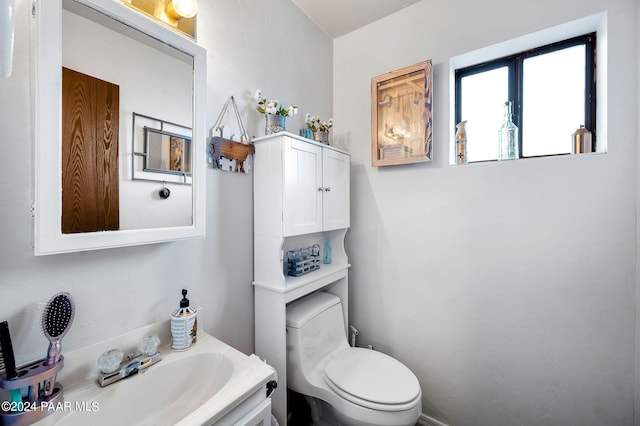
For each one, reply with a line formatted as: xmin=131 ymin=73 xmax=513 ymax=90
xmin=324 ymin=187 xmax=331 ymax=192
xmin=318 ymin=187 xmax=324 ymax=192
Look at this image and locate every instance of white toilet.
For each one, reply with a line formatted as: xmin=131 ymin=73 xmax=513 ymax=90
xmin=286 ymin=292 xmax=422 ymax=426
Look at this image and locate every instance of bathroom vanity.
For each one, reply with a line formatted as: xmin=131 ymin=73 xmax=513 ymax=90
xmin=252 ymin=132 xmax=351 ymax=425
xmin=32 ymin=322 xmax=275 ymax=426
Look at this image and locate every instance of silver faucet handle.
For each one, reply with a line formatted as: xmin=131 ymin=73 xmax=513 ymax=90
xmin=97 ymin=349 xmax=124 ymax=374
xmin=139 ymin=335 xmax=160 ymax=356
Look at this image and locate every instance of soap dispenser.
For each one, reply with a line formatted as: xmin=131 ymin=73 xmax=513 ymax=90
xmin=171 ymin=289 xmax=197 ymax=350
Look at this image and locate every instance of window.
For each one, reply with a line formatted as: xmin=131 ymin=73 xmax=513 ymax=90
xmin=455 ymin=33 xmax=596 ymax=162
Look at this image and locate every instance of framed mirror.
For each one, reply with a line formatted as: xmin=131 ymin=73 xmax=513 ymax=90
xmin=34 ymin=0 xmax=206 ymax=254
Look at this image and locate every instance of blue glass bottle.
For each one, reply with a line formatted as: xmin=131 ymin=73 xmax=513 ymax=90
xmin=323 ymin=239 xmax=331 ymax=264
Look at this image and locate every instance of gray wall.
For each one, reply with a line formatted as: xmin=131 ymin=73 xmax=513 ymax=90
xmin=0 ymin=0 xmax=331 ymax=365
xmin=636 ymin=1 xmax=640 ymax=423
xmin=334 ymin=0 xmax=637 ymax=425
xmin=2 ymin=0 xmax=639 ymax=425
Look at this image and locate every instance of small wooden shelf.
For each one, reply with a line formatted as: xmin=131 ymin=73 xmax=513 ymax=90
xmin=210 ymin=136 xmax=255 ymax=172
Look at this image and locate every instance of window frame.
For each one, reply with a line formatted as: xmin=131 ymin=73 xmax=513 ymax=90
xmin=454 ymin=33 xmax=596 ymax=161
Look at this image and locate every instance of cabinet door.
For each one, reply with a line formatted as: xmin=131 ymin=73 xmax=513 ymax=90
xmin=234 ymin=399 xmax=272 ymax=426
xmin=283 ymin=137 xmax=323 ymax=236
xmin=322 ymin=149 xmax=350 ymax=231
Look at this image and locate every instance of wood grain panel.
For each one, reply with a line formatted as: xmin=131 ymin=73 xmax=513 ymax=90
xmin=62 ymin=67 xmax=120 ymax=234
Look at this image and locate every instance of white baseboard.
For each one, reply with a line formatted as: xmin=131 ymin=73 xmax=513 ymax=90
xmin=417 ymin=413 xmax=449 ymax=426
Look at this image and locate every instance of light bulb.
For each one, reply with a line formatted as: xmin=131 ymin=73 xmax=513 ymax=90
xmin=165 ymin=0 xmax=198 ymax=20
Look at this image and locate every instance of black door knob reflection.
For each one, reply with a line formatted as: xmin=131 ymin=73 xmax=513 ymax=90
xmin=159 ymin=187 xmax=171 ymax=199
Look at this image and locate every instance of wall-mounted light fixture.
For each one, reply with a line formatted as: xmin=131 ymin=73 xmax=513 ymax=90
xmin=164 ymin=0 xmax=198 ymax=23
xmin=122 ymin=0 xmax=198 ymax=39
xmin=0 ymin=0 xmax=15 ymax=78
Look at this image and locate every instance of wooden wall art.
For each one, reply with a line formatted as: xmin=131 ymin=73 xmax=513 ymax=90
xmin=209 ymin=95 xmax=254 ymax=173
xmin=371 ymin=60 xmax=433 ymax=167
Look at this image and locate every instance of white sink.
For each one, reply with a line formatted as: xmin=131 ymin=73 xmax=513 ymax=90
xmin=35 ymin=322 xmax=274 ymax=426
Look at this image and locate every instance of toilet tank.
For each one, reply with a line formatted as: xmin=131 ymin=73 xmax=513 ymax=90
xmin=286 ymin=292 xmax=349 ymax=384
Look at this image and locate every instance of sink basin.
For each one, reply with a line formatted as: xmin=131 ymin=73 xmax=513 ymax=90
xmin=56 ymin=353 xmax=233 ymax=426
xmin=34 ymin=321 xmax=274 ymax=426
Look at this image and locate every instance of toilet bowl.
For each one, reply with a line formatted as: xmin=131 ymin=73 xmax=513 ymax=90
xmin=286 ymin=292 xmax=421 ymax=426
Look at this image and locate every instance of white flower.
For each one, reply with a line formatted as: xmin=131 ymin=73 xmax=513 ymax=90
xmin=254 ymin=91 xmax=296 ymax=116
xmin=304 ymin=114 xmax=333 ymax=131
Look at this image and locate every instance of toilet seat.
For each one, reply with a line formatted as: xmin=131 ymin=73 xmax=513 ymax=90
xmin=323 ymin=348 xmax=421 ymax=412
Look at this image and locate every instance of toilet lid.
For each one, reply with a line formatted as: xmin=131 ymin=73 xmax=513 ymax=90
xmin=323 ymin=348 xmax=420 ymax=410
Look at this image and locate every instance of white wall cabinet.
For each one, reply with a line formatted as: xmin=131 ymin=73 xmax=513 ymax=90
xmin=283 ymin=137 xmax=350 ymax=236
xmin=321 ymin=148 xmax=351 ymax=231
xmin=252 ymin=133 xmax=350 ymax=425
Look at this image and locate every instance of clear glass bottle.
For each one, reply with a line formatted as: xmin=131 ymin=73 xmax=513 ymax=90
xmin=498 ymin=101 xmax=519 ymax=161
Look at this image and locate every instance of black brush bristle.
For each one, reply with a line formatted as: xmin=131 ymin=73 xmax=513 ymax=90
xmin=0 ymin=339 xmax=5 ymax=375
xmin=0 ymin=321 xmax=18 ymax=379
xmin=42 ymin=293 xmax=75 ymax=339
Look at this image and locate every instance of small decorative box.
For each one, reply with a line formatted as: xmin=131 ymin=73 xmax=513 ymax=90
xmin=286 ymin=244 xmax=321 ymax=277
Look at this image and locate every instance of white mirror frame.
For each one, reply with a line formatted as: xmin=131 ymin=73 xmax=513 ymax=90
xmin=33 ymin=0 xmax=207 ymax=255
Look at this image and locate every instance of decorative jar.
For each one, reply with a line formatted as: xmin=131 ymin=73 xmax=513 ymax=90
xmin=312 ymin=131 xmax=329 ymax=145
xmin=265 ymin=114 xmax=286 ymax=135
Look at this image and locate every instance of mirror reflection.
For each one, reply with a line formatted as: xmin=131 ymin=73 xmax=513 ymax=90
xmin=145 ymin=128 xmax=192 ymax=176
xmin=132 ymin=112 xmax=193 ymax=186
xmin=61 ymin=0 xmax=194 ymax=232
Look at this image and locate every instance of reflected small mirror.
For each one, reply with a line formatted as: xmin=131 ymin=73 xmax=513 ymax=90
xmin=145 ymin=128 xmax=192 ymax=176
xmin=132 ymin=113 xmax=193 ymax=185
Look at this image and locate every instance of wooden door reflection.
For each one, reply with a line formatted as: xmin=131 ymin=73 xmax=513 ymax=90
xmin=61 ymin=67 xmax=120 ymax=234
